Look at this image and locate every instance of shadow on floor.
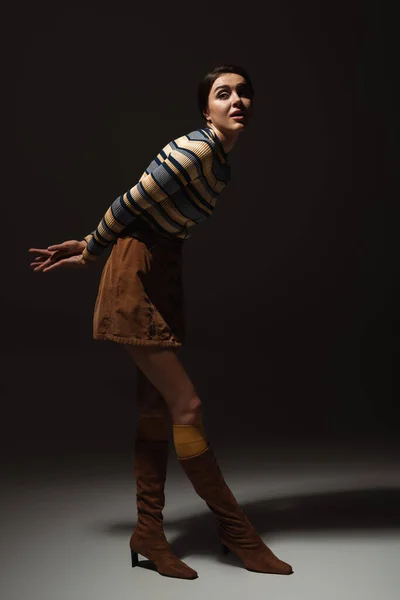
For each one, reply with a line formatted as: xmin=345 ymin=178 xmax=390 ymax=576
xmin=93 ymin=486 xmax=400 ymax=568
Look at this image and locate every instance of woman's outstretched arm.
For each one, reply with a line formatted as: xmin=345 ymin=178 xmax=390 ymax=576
xmin=29 ymin=135 xmax=213 ymax=271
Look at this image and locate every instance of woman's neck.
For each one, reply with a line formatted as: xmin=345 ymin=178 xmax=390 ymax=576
xmin=207 ymin=123 xmax=239 ymax=154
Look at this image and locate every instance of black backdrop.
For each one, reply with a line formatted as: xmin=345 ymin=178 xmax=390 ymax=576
xmin=7 ymin=0 xmax=396 ymax=453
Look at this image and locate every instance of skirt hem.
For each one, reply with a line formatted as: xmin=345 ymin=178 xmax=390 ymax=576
xmin=93 ymin=333 xmax=183 ymax=348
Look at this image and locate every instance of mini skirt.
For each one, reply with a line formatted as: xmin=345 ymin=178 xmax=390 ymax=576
xmin=93 ymin=219 xmax=186 ymax=348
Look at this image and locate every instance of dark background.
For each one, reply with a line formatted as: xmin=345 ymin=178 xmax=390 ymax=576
xmin=7 ymin=0 xmax=396 ymax=455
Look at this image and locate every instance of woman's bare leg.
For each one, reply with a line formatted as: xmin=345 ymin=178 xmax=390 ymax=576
xmin=125 ymin=345 xmax=203 ymax=425
xmin=136 ymin=369 xmax=169 ymax=420
xmin=135 ymin=369 xmax=170 ymax=441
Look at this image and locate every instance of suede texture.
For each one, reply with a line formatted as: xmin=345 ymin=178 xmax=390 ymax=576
xmin=130 ymin=437 xmax=197 ymax=579
xmin=93 ymin=219 xmax=185 ymax=348
xmin=179 ymin=445 xmax=293 ymax=575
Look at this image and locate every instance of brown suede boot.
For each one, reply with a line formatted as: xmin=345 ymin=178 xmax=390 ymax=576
xmin=130 ymin=438 xmax=198 ymax=579
xmin=178 ymin=445 xmax=293 ymax=575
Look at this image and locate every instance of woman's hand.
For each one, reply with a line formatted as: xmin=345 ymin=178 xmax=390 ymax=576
xmin=29 ymin=239 xmax=88 ymax=273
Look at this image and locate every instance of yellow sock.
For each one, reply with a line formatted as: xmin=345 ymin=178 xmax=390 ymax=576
xmin=173 ymin=423 xmax=208 ymax=458
xmin=136 ymin=415 xmax=169 ymax=441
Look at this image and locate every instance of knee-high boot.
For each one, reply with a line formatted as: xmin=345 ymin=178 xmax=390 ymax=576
xmin=175 ymin=426 xmax=293 ymax=575
xmin=130 ymin=418 xmax=198 ymax=579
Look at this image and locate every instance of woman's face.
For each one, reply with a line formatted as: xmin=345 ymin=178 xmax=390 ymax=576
xmin=203 ymin=73 xmax=253 ymax=135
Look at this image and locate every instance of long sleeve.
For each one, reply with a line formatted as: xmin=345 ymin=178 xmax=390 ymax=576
xmin=81 ymin=143 xmax=212 ymax=263
xmin=82 ymin=231 xmax=95 ymax=245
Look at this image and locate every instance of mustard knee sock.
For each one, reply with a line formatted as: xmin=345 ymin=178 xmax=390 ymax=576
xmin=136 ymin=415 xmax=169 ymax=441
xmin=173 ymin=423 xmax=208 ymax=459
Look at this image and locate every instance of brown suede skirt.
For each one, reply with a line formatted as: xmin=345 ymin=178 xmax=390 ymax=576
xmin=93 ymin=221 xmax=185 ymax=348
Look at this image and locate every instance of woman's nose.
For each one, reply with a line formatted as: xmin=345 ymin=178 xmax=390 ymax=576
xmin=232 ymin=94 xmax=243 ymax=106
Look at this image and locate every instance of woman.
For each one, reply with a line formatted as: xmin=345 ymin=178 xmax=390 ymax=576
xmin=29 ymin=65 xmax=293 ymax=580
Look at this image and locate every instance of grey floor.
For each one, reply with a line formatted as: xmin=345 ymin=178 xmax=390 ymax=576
xmin=1 ymin=438 xmax=399 ymax=600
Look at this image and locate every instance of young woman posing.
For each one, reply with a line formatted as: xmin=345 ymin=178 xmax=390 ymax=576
xmin=29 ymin=64 xmax=293 ymax=580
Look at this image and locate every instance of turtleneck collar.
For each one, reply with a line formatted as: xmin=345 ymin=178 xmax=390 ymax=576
xmin=204 ymin=126 xmax=229 ymax=161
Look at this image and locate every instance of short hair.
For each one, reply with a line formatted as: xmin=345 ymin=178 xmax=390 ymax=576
xmin=197 ymin=64 xmax=254 ymax=120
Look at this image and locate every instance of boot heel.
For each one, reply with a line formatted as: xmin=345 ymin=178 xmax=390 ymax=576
xmin=221 ymin=543 xmax=230 ymax=555
xmin=131 ymin=549 xmax=139 ymax=567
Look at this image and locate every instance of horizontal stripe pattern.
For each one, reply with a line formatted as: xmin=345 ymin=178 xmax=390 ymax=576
xmin=82 ymin=127 xmax=230 ymax=262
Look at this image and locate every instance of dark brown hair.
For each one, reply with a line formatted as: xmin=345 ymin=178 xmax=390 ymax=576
xmin=197 ymin=64 xmax=254 ymax=120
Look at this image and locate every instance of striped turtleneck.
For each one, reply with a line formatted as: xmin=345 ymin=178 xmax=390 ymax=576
xmin=82 ymin=126 xmax=231 ymax=262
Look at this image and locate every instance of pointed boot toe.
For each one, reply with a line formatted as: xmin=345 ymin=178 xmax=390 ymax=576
xmin=244 ymin=551 xmax=293 ymax=575
xmin=221 ymin=537 xmax=293 ymax=575
xmin=157 ymin=560 xmax=198 ymax=580
xmin=130 ymin=532 xmax=198 ymax=580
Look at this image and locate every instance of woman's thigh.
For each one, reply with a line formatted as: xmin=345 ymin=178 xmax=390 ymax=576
xmin=125 ymin=345 xmax=201 ymax=422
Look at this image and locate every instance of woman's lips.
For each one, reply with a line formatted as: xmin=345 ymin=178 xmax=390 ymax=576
xmin=231 ymin=114 xmax=245 ymax=120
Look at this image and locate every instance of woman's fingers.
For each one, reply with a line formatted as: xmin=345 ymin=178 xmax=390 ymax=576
xmin=29 ymin=248 xmax=53 ymax=256
xmin=42 ymin=259 xmax=68 ymax=272
xmin=32 ymin=252 xmax=65 ymax=271
xmin=33 ymin=258 xmax=53 ymax=271
xmin=42 ymin=255 xmax=86 ymax=272
xmin=47 ymin=244 xmax=67 ymax=251
xmin=47 ymin=241 xmax=82 ymax=252
xmin=30 ymin=241 xmax=84 ymax=264
xmin=29 ymin=250 xmax=57 ymax=271
xmin=29 ymin=243 xmax=87 ymax=272
xmin=30 ymin=250 xmax=72 ymax=271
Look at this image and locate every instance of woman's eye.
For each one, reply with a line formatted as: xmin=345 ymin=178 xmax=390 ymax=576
xmin=218 ymin=92 xmax=229 ymax=99
xmin=238 ymin=87 xmax=250 ymax=98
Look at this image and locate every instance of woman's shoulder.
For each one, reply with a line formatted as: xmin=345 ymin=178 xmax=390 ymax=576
xmin=140 ymin=128 xmax=213 ymax=180
xmin=168 ymin=127 xmax=218 ymax=163
xmin=175 ymin=127 xmax=229 ymax=165
xmin=172 ymin=126 xmax=214 ymax=148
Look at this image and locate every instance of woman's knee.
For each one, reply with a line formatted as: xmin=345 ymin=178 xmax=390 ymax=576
xmin=172 ymin=392 xmax=203 ymax=425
